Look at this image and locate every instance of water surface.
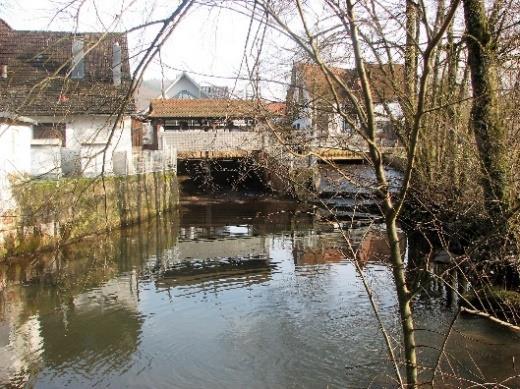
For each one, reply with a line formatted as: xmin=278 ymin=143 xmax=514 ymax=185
xmin=1 ymin=198 xmax=519 ymax=388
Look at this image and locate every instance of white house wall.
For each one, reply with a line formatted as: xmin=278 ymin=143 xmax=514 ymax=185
xmin=68 ymin=116 xmax=132 ymax=176
xmin=29 ymin=115 xmax=132 ymax=177
xmin=294 ymin=100 xmax=403 ymax=139
xmin=373 ymin=102 xmax=402 ymax=120
xmin=291 ymin=88 xmax=313 ymax=131
xmin=30 ymin=140 xmax=62 ymax=178
xmin=0 ymin=123 xmax=32 ymax=213
xmin=0 ymin=123 xmax=32 ymax=176
xmin=330 ymin=113 xmax=344 ymax=135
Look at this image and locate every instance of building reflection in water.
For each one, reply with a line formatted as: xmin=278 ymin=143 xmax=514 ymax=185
xmin=0 ymin=199 xmax=404 ymax=387
xmin=0 ymin=214 xmax=177 ymax=386
xmin=292 ymin=227 xmax=401 ymax=266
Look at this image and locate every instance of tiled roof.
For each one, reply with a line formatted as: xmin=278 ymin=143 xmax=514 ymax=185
xmin=149 ymin=99 xmax=279 ymax=118
xmin=293 ymin=62 xmax=404 ymax=105
xmin=0 ymin=19 xmax=135 ymax=116
xmin=265 ymin=101 xmax=287 ymax=116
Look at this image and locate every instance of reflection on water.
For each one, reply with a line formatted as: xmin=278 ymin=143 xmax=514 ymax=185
xmin=1 ymin=198 xmax=519 ymax=388
xmin=318 ymin=164 xmax=403 ymax=195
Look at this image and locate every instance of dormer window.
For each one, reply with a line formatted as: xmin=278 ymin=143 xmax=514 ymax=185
xmin=71 ymin=39 xmax=85 ymax=79
xmin=112 ymin=42 xmax=122 ymax=86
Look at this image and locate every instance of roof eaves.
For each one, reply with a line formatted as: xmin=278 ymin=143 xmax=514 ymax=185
xmin=162 ymin=71 xmax=206 ymax=98
xmin=0 ymin=111 xmax=38 ymax=124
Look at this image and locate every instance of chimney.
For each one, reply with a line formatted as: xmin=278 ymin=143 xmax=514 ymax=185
xmin=112 ymin=42 xmax=122 ymax=86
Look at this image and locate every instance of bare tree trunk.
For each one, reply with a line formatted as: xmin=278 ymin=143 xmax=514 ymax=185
xmin=386 ymin=217 xmax=417 ymax=387
xmin=404 ymin=0 xmax=418 ymax=138
xmin=462 ymin=0 xmax=510 ymax=221
xmin=345 ymin=2 xmax=419 ymax=386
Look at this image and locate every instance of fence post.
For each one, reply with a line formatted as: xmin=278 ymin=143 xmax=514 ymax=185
xmin=170 ymin=145 xmax=177 ymax=173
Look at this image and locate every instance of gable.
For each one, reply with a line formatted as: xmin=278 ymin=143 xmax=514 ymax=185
xmin=288 ymin=62 xmax=404 ymax=111
xmin=0 ymin=19 xmax=11 ymax=35
xmin=164 ymin=72 xmax=208 ymax=99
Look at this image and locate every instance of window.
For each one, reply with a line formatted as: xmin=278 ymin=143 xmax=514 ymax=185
xmin=175 ymin=90 xmax=195 ymax=99
xmin=342 ymin=118 xmax=351 ymax=134
xmin=232 ymin=119 xmax=246 ymax=127
xmin=376 ymin=121 xmax=393 ymax=134
xmin=71 ymin=39 xmax=85 ymax=80
xmin=34 ymin=123 xmax=66 ymax=146
xmin=165 ymin=120 xmax=180 ymax=129
xmin=112 ymin=42 xmax=122 ymax=86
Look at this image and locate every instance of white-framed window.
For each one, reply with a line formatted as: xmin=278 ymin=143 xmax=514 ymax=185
xmin=71 ymin=39 xmax=85 ymax=79
xmin=341 ymin=117 xmax=352 ymax=135
xmin=175 ymin=90 xmax=195 ymax=99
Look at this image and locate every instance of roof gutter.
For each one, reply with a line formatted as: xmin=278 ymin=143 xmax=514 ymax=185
xmin=0 ymin=112 xmax=38 ymax=124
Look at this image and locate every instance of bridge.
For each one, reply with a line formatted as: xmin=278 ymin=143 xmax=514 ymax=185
xmin=161 ymin=129 xmax=266 ymax=159
xmin=160 ymin=129 xmax=401 ymax=162
xmin=146 ymin=98 xmax=403 ymax=194
xmin=148 ymin=98 xmax=402 ymax=163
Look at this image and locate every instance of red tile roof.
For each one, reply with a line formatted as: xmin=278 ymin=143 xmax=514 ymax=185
xmin=149 ymin=99 xmax=282 ymax=118
xmin=293 ymin=62 xmax=404 ymax=105
xmin=265 ymin=101 xmax=287 ymax=116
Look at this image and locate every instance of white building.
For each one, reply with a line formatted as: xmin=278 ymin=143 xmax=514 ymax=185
xmin=0 ymin=113 xmax=34 ymax=214
xmin=162 ymin=71 xmax=230 ymax=100
xmin=0 ymin=19 xmax=135 ymax=178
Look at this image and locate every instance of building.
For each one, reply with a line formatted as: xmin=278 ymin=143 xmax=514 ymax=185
xmin=162 ymin=71 xmax=229 ymax=100
xmin=0 ymin=113 xmax=35 ymax=216
xmin=0 ymin=19 xmax=135 ymax=177
xmin=286 ymin=62 xmax=403 ymax=145
xmin=146 ymin=98 xmax=276 ymax=155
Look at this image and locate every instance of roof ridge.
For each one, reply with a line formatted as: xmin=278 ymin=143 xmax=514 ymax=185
xmin=13 ymin=29 xmax=125 ymax=37
xmin=0 ymin=18 xmax=12 ymax=31
xmin=0 ymin=18 xmax=13 ymax=31
xmin=0 ymin=19 xmax=124 ymax=36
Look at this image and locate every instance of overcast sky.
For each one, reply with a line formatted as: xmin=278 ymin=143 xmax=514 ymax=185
xmin=0 ymin=0 xmax=294 ymax=100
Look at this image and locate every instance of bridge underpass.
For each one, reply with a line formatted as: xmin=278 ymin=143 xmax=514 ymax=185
xmin=160 ymin=130 xmax=402 ymax=194
xmin=177 ymin=157 xmax=269 ymax=193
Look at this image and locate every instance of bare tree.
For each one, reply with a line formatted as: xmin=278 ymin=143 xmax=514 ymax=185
xmin=463 ymin=0 xmax=511 ymax=221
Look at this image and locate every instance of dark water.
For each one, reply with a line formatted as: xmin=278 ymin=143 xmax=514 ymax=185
xmin=1 ymin=198 xmax=519 ymax=388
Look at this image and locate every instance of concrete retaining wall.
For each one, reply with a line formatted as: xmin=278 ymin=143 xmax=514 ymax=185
xmin=0 ymin=172 xmax=179 ymax=258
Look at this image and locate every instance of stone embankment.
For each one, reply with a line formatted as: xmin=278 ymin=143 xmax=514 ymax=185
xmin=0 ymin=171 xmax=179 ymax=258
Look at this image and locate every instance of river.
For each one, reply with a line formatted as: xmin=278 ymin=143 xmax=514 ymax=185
xmin=1 ymin=196 xmax=519 ymax=388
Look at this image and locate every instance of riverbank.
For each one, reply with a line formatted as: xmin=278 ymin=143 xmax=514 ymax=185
xmin=0 ymin=171 xmax=179 ymax=259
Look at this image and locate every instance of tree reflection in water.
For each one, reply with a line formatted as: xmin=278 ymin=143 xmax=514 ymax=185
xmin=0 ymin=199 xmax=519 ymax=387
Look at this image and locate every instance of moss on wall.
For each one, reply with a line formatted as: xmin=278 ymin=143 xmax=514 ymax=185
xmin=1 ymin=172 xmax=179 ymax=258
